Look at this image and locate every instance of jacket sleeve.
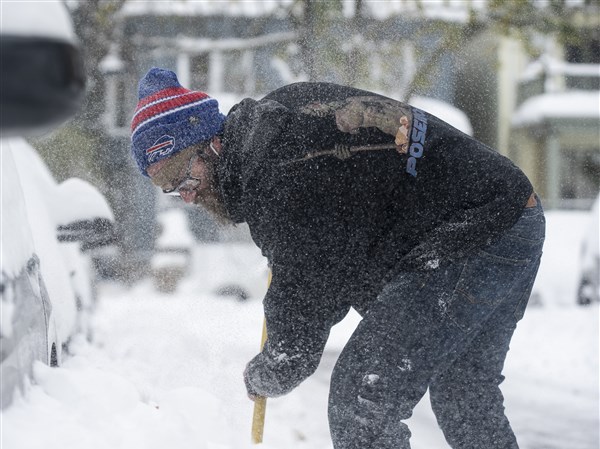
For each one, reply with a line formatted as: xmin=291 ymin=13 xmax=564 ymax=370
xmin=244 ymin=264 xmax=350 ymax=397
xmin=239 ymin=91 xmax=359 ymax=397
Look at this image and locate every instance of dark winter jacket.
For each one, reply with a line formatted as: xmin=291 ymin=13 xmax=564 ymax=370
xmin=217 ymin=82 xmax=533 ymax=398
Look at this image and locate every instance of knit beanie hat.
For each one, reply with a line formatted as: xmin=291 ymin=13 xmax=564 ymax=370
xmin=131 ymin=67 xmax=226 ymax=176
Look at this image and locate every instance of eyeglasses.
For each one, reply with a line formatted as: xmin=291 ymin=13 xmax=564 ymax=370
xmin=162 ymin=152 xmax=203 ymax=195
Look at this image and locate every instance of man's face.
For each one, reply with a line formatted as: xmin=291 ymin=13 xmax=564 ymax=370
xmin=147 ymin=140 xmax=232 ymax=224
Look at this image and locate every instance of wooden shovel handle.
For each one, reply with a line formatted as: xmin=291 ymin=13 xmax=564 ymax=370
xmin=251 ymin=318 xmax=268 ymax=444
xmin=251 ymin=272 xmax=271 ymax=444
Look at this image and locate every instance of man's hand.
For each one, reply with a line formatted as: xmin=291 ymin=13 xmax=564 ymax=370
xmin=244 ymin=364 xmax=262 ymax=401
xmin=247 ymin=392 xmax=262 ymax=402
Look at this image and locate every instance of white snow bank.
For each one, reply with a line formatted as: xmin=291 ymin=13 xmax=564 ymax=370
xmin=1 ymin=211 xmax=598 ymax=449
xmin=3 ymin=341 xmax=231 ymax=449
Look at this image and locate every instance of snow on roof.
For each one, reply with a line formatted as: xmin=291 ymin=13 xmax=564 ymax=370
xmin=120 ymin=0 xmax=485 ymax=21
xmin=1 ymin=1 xmax=77 ymax=43
xmin=121 ymin=0 xmax=292 ymax=17
xmin=120 ymin=0 xmax=593 ymax=21
xmin=366 ymin=0 xmax=486 ymax=22
xmin=512 ymin=91 xmax=600 ymax=127
xmin=410 ymin=96 xmax=473 ymax=136
xmin=520 ymin=56 xmax=600 ymax=83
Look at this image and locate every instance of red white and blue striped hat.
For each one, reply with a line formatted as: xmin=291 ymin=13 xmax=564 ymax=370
xmin=131 ymin=68 xmax=226 ymax=176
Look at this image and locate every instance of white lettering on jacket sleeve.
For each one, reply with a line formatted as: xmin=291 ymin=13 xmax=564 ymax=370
xmin=406 ymin=108 xmax=428 ymax=177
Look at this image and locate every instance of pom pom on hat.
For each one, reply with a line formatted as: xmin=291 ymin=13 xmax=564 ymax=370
xmin=131 ymin=67 xmax=226 ymax=176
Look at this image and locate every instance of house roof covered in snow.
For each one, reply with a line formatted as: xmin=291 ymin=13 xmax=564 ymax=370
xmin=120 ymin=0 xmax=484 ymax=22
xmin=512 ymin=91 xmax=600 ymax=127
xmin=120 ymin=0 xmax=591 ymax=21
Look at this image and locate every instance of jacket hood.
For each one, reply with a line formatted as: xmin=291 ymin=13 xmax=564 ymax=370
xmin=217 ymin=97 xmax=291 ymax=224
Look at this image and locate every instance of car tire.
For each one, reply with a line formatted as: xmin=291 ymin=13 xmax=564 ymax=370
xmin=577 ymin=279 xmax=594 ymax=306
xmin=50 ymin=344 xmax=58 ymax=367
xmin=215 ymin=284 xmax=249 ymax=302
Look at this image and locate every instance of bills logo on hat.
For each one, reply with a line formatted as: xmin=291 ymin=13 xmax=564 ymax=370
xmin=130 ymin=68 xmax=225 ymax=176
xmin=146 ymin=135 xmax=175 ymax=163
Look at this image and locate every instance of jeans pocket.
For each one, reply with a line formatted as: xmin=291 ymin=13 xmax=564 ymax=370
xmin=443 ymin=251 xmax=527 ymax=333
xmin=512 ymin=254 xmax=542 ymax=321
xmin=505 ymin=207 xmax=546 ymax=245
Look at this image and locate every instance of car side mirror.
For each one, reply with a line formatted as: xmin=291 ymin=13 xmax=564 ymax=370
xmin=53 ymin=178 xmax=116 ymax=250
xmin=0 ymin=2 xmax=85 ymax=136
xmin=57 ymin=217 xmax=116 ymax=251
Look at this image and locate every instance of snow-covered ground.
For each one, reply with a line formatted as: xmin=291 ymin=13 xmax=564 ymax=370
xmin=2 ymin=210 xmax=599 ymax=449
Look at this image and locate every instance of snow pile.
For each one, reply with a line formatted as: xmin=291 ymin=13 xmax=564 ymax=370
xmin=5 ymin=345 xmax=230 ymax=449
xmin=1 ymin=211 xmax=598 ymax=449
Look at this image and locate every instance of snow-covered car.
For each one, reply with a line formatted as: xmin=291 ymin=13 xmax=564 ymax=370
xmin=0 ymin=138 xmax=115 ymax=408
xmin=577 ymin=194 xmax=600 ymax=305
xmin=0 ymin=0 xmax=90 ymax=408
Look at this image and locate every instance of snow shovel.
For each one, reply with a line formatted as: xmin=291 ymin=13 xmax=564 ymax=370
xmin=251 ymin=271 xmax=271 ymax=444
xmin=251 ymin=317 xmax=268 ymax=444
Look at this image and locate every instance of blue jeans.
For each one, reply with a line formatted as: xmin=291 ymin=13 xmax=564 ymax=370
xmin=329 ymin=200 xmax=545 ymax=449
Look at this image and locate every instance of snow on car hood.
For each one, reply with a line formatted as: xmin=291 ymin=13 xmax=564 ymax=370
xmin=54 ymin=179 xmax=114 ymax=225
xmin=8 ymin=138 xmax=114 ymax=225
xmin=0 ymin=140 xmax=35 ymax=278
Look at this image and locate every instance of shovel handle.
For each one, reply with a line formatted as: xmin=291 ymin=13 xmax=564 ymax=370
xmin=251 ymin=317 xmax=268 ymax=443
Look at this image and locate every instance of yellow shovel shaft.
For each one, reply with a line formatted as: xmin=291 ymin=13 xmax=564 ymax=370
xmin=251 ymin=272 xmax=271 ymax=444
xmin=251 ymin=396 xmax=267 ymax=443
xmin=251 ymin=317 xmax=268 ymax=444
